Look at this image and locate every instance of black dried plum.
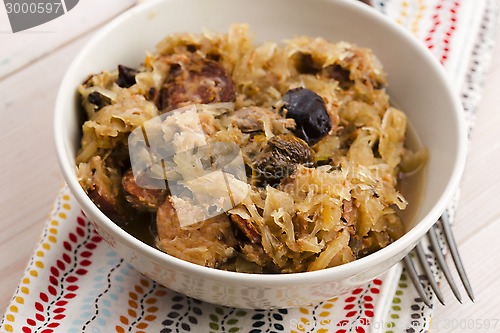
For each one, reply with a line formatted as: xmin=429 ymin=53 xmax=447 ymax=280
xmin=281 ymin=88 xmax=332 ymax=145
xmin=87 ymin=92 xmax=111 ymax=111
xmin=116 ymin=64 xmax=138 ymax=88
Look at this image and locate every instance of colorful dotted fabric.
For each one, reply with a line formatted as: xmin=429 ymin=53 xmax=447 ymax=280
xmin=1 ymin=1 xmax=497 ymax=332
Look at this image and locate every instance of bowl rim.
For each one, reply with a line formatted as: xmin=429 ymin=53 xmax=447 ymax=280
xmin=54 ymin=0 xmax=468 ymax=286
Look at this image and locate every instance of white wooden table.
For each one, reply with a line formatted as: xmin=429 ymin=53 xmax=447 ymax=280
xmin=1 ymin=3 xmax=499 ymax=332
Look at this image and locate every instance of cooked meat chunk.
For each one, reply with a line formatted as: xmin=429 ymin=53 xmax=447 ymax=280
xmin=156 ymin=196 xmax=238 ymax=268
xmin=228 ymin=107 xmax=295 ymax=133
xmin=253 ymin=134 xmax=315 ymax=186
xmin=78 ymin=156 xmax=125 ymax=222
xmin=230 ymin=213 xmax=261 ymax=243
xmin=88 ymin=189 xmax=121 ymax=222
xmin=122 ymin=169 xmax=167 ymax=212
xmin=240 ymin=243 xmax=277 ymax=272
xmin=322 ymin=64 xmax=353 ymax=90
xmin=159 ymin=54 xmax=236 ymax=112
xmin=342 ymin=199 xmax=358 ymax=236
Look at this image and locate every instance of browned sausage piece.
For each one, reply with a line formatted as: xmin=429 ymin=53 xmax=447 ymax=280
xmin=156 ymin=196 xmax=238 ymax=268
xmin=158 ymin=53 xmax=236 ymax=112
xmin=122 ymin=169 xmax=167 ymax=212
xmin=229 ymin=214 xmax=261 ymax=243
xmin=82 ymin=156 xmax=127 ymax=223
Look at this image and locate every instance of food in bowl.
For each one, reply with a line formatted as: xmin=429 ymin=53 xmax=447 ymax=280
xmin=75 ymin=24 xmax=427 ymax=274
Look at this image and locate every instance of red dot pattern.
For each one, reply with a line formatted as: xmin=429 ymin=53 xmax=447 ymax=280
xmin=335 ymin=279 xmax=382 ymax=332
xmin=21 ymin=212 xmax=102 ymax=333
xmin=425 ymin=0 xmax=461 ymax=64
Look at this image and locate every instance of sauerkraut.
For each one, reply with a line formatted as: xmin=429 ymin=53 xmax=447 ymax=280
xmin=76 ymin=24 xmax=427 ymax=273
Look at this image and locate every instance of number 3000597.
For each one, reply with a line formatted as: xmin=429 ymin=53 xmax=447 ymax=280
xmin=5 ymin=2 xmax=63 ymax=14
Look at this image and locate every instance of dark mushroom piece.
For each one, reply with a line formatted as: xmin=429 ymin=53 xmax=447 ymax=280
xmin=281 ymin=88 xmax=332 ymax=145
xmin=252 ymin=134 xmax=315 ymax=187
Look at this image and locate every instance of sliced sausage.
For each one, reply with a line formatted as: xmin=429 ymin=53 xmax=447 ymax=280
xmin=230 ymin=213 xmax=261 ymax=243
xmin=122 ymin=169 xmax=167 ymax=212
xmin=158 ymin=53 xmax=236 ymax=112
xmin=156 ymin=196 xmax=238 ymax=268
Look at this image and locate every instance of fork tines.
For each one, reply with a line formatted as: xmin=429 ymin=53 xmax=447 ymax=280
xmin=404 ymin=218 xmax=475 ymax=307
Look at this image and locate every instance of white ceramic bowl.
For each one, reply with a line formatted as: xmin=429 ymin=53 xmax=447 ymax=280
xmin=54 ymin=0 xmax=466 ymax=308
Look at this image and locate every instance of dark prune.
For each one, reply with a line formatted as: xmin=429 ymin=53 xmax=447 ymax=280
xmin=116 ymin=64 xmax=138 ymax=88
xmin=322 ymin=64 xmax=353 ymax=89
xmin=87 ymin=92 xmax=111 ymax=111
xmin=252 ymin=134 xmax=314 ymax=187
xmin=281 ymin=88 xmax=332 ymax=145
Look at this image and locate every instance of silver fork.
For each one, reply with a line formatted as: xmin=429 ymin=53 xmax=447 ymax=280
xmin=354 ymin=0 xmax=474 ymax=307
xmin=403 ymin=218 xmax=475 ymax=307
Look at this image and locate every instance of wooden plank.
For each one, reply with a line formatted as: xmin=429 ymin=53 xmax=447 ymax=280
xmin=432 ymin=218 xmax=500 ymax=332
xmin=0 ymin=0 xmax=136 ymax=79
xmin=452 ymin=31 xmax=500 ymax=245
xmin=430 ymin=26 xmax=500 ymax=330
xmin=0 ymin=33 xmax=90 ymax=311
